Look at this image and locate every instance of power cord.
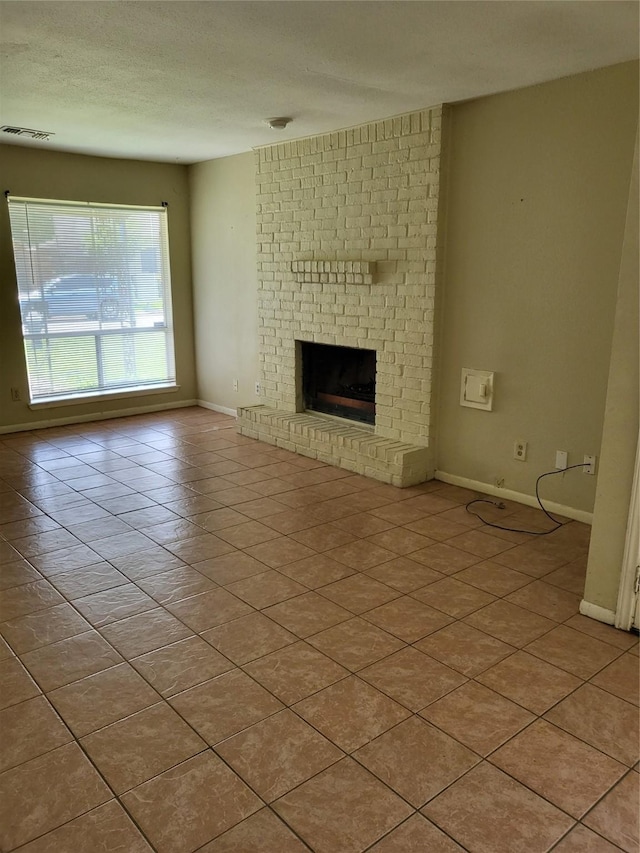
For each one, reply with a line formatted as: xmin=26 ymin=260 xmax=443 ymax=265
xmin=465 ymin=463 xmax=590 ymax=536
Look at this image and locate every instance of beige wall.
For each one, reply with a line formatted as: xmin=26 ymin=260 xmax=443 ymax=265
xmin=437 ymin=62 xmax=639 ymax=514
xmin=189 ymin=152 xmax=258 ymax=412
xmin=584 ymin=133 xmax=639 ymax=613
xmin=0 ymin=145 xmax=196 ymax=430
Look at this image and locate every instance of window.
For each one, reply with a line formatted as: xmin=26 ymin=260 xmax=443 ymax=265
xmin=8 ymin=196 xmax=176 ymax=404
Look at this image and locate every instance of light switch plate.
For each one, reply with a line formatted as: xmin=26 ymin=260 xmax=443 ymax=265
xmin=460 ymin=368 xmax=494 ymax=411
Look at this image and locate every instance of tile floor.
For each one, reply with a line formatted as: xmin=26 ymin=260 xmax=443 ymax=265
xmin=0 ymin=406 xmax=638 ymax=853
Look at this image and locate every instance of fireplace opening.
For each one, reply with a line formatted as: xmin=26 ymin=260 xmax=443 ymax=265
xmin=301 ymin=341 xmax=376 ymax=425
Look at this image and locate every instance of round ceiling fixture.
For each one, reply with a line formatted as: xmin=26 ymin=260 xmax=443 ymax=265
xmin=265 ymin=117 xmax=292 ymax=130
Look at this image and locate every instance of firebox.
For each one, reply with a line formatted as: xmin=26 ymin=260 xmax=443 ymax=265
xmin=301 ymin=341 xmax=376 ymax=425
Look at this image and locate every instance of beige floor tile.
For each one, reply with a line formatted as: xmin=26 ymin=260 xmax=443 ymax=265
xmin=216 ymin=709 xmax=342 ymax=801
xmin=73 ymin=583 xmax=157 ymax=627
xmin=0 ymin=602 xmax=91 ymax=653
xmin=369 ymin=814 xmax=465 ymax=852
xmin=263 ymin=591 xmax=351 ymax=637
xmin=135 ymin=566 xmax=216 ymax=605
xmin=48 ymin=562 xmax=128 ymax=599
xmin=202 ymin=611 xmax=297 ymax=664
xmin=492 ymin=544 xmax=568 ymax=577
xmin=21 ymin=630 xmax=122 ymax=691
xmin=324 ymin=540 xmax=397 ymax=572
xmin=193 ymin=551 xmax=269 ymax=585
xmin=332 ymin=511 xmax=397 ymax=537
xmin=584 ymin=771 xmax=639 ymax=852
xmin=294 ymin=675 xmax=410 ymax=752
xmin=363 ymin=596 xmax=453 ymax=642
xmin=307 ymin=616 xmax=405 ymax=670
xmin=465 ymin=600 xmax=556 ymax=647
xmin=422 ymin=762 xmax=574 ymax=853
xmin=165 ymin=533 xmax=237 ymax=563
xmin=90 ymin=530 xmax=157 ymax=560
xmin=564 ymin=614 xmax=639 ymax=650
xmin=30 ymin=544 xmax=103 ymax=576
xmin=81 ymin=701 xmax=206 ymax=793
xmin=277 ymin=552 xmax=355 ymax=587
xmin=526 ymin=625 xmax=623 ymax=679
xmin=416 ymin=621 xmax=515 ymax=677
xmin=354 ymin=715 xmax=479 ymax=807
xmin=121 ymin=751 xmax=262 ymax=853
xmin=359 ymin=647 xmax=466 ymax=711
xmin=131 ymin=635 xmax=234 ymax=697
xmin=544 ymin=562 xmax=588 ymax=596
xmin=365 ymin=528 xmax=436 ymax=556
xmin=110 ymin=546 xmax=186 ymax=580
xmin=244 ymin=641 xmax=348 ymax=705
xmin=490 ymin=719 xmax=626 ymax=817
xmin=245 ymin=537 xmax=316 ymax=567
xmin=290 ymin=522 xmax=358 ymax=552
xmin=101 ymin=608 xmax=193 ymax=658
xmin=0 ymin=558 xmax=43 ymax=591
xmin=0 ymin=695 xmax=72 ymax=771
xmin=215 ymin=519 xmax=282 ymax=548
xmin=48 ymin=662 xmax=160 ymax=736
xmin=420 ymin=681 xmax=534 ymax=755
xmin=225 ymin=570 xmax=307 ymax=609
xmin=166 ymin=588 xmax=252 ymax=632
xmin=0 ymin=579 xmax=64 ymax=622
xmin=318 ymin=574 xmax=400 ymax=614
xmin=552 ymin=825 xmax=622 ymax=852
xmin=365 ymin=556 xmax=443 ymax=592
xmin=476 ymin=649 xmax=582 ymax=714
xmin=408 ymin=542 xmax=481 ymax=574
xmin=0 ymin=742 xmax=111 ymax=851
xmin=192 ymin=506 xmax=248 ymax=533
xmin=505 ymin=580 xmax=581 ymax=622
xmin=198 ymin=808 xmax=309 ymax=852
xmin=448 ymin=530 xmax=516 ymax=559
xmin=454 ymin=561 xmax=531 ymax=596
xmin=15 ymin=800 xmax=153 ymax=853
xmin=544 ymin=683 xmax=639 ymax=766
xmin=370 ymin=503 xmax=430 ymax=526
xmin=0 ymin=654 xmax=41 ymax=709
xmin=169 ymin=668 xmax=283 ymax=744
xmin=273 ymin=757 xmax=412 ymax=853
xmin=411 ymin=576 xmax=496 ymax=617
xmin=590 ymin=652 xmax=639 ymax=706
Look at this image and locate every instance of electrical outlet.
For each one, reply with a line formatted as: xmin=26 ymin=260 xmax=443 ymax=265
xmin=555 ymin=450 xmax=568 ymax=470
xmin=10 ymin=387 xmax=21 ymax=402
xmin=255 ymin=381 xmax=260 ymax=396
xmin=513 ymin=440 xmax=527 ymax=461
xmin=583 ymin=454 xmax=597 ymax=475
xmin=232 ymin=379 xmax=238 ymax=392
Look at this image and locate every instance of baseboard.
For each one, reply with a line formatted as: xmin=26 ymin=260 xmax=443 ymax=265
xmin=579 ymin=599 xmax=616 ymax=625
xmin=197 ymin=400 xmax=237 ymax=417
xmin=434 ymin=470 xmax=593 ymax=525
xmin=0 ymin=399 xmax=198 ymax=434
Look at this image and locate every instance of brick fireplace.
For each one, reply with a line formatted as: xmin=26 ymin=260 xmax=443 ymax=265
xmin=237 ymin=105 xmax=447 ymax=486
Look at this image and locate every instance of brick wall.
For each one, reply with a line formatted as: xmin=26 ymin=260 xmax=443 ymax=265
xmin=243 ymin=105 xmax=446 ymax=482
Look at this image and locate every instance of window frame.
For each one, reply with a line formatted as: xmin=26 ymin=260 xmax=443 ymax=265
xmin=7 ymin=196 xmax=178 ymax=407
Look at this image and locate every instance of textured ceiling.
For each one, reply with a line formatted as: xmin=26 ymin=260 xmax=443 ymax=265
xmin=1 ymin=1 xmax=638 ymax=164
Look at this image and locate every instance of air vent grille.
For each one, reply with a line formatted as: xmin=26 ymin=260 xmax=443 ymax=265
xmin=1 ymin=126 xmax=53 ymax=140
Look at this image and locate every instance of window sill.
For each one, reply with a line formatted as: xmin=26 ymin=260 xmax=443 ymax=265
xmin=28 ymin=384 xmax=180 ymax=410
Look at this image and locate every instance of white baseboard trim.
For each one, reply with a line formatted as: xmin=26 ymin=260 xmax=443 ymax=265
xmin=197 ymin=400 xmax=237 ymax=417
xmin=0 ymin=399 xmax=198 ymax=434
xmin=434 ymin=470 xmax=593 ymax=525
xmin=579 ymin=599 xmax=616 ymax=625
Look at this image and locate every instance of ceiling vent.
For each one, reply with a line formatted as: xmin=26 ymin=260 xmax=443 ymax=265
xmin=1 ymin=125 xmax=54 ymax=140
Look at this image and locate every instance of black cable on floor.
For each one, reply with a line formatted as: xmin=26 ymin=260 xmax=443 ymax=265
xmin=465 ymin=463 xmax=590 ymax=536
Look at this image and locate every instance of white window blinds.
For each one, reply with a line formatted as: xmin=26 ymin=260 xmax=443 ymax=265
xmin=8 ymin=197 xmax=176 ymax=404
